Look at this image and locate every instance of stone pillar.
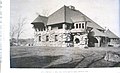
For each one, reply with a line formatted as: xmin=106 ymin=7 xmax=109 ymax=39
xmin=48 ymin=26 xmax=51 ymax=30
xmin=63 ymin=24 xmax=66 ymax=29
xmin=74 ymin=23 xmax=76 ymax=29
xmin=95 ymin=37 xmax=101 ymax=47
xmin=81 ymin=23 xmax=82 ymax=29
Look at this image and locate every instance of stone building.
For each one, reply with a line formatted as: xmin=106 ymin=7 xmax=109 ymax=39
xmin=31 ymin=5 xmax=119 ymax=48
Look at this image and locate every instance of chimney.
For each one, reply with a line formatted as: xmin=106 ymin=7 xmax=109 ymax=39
xmin=68 ymin=5 xmax=75 ymax=10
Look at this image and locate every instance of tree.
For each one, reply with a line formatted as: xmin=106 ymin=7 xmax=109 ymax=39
xmin=10 ymin=24 xmax=16 ymax=39
xmin=10 ymin=17 xmax=27 ymax=45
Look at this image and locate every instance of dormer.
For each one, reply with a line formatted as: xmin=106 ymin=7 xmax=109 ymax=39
xmin=74 ymin=22 xmax=86 ymax=29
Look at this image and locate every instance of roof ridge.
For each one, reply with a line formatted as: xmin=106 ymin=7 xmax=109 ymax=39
xmin=48 ymin=6 xmax=65 ymax=17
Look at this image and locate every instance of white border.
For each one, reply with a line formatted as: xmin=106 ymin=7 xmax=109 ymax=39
xmin=1 ymin=0 xmax=120 ymax=73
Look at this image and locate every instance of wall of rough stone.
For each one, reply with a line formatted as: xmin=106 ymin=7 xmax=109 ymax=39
xmin=34 ymin=30 xmax=88 ymax=48
xmin=74 ymin=34 xmax=88 ymax=48
xmin=34 ymin=30 xmax=69 ymax=47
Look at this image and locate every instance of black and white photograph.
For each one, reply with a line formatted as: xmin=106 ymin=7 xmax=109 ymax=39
xmin=10 ymin=0 xmax=120 ymax=69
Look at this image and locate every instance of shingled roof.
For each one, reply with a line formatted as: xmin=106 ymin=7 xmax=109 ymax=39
xmin=31 ymin=15 xmax=48 ymax=25
xmin=47 ymin=5 xmax=104 ymax=30
xmin=32 ymin=5 xmax=105 ymax=30
xmin=105 ymin=29 xmax=119 ymax=38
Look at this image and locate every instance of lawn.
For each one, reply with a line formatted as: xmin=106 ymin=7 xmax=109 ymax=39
xmin=10 ymin=46 xmax=120 ymax=68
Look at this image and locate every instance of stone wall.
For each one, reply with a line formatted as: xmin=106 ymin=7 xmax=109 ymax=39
xmin=34 ymin=30 xmax=88 ymax=48
xmin=74 ymin=34 xmax=88 ymax=48
xmin=34 ymin=30 xmax=69 ymax=47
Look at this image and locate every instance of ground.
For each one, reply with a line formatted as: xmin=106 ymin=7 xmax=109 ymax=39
xmin=10 ymin=46 xmax=120 ymax=68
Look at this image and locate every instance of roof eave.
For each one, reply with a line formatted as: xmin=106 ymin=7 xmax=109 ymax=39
xmin=47 ymin=22 xmax=73 ymax=26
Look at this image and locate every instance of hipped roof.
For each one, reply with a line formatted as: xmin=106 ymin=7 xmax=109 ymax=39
xmin=31 ymin=15 xmax=48 ymax=25
xmin=47 ymin=6 xmax=86 ymax=25
xmin=91 ymin=28 xmax=107 ymax=37
xmin=31 ymin=5 xmax=104 ymax=30
xmin=105 ymin=29 xmax=119 ymax=38
xmin=47 ymin=6 xmax=104 ymax=30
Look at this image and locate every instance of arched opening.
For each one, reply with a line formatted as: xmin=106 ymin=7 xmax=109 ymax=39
xmin=88 ymin=36 xmax=98 ymax=47
xmin=88 ymin=31 xmax=98 ymax=47
xmin=75 ymin=38 xmax=80 ymax=44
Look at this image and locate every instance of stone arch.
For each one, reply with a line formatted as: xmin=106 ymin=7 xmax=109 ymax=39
xmin=95 ymin=37 xmax=101 ymax=47
xmin=88 ymin=36 xmax=98 ymax=47
xmin=75 ymin=38 xmax=80 ymax=44
xmin=94 ymin=37 xmax=98 ymax=43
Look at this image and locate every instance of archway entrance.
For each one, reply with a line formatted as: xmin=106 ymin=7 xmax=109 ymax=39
xmin=88 ymin=36 xmax=98 ymax=47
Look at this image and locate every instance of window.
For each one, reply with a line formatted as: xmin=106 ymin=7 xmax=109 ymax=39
xmin=79 ymin=23 xmax=81 ymax=28
xmin=82 ymin=23 xmax=84 ymax=28
xmin=46 ymin=36 xmax=49 ymax=41
xmin=75 ymin=38 xmax=80 ymax=44
xmin=76 ymin=24 xmax=78 ymax=28
xmin=41 ymin=28 xmax=43 ymax=31
xmin=55 ymin=35 xmax=58 ymax=41
xmin=39 ymin=36 xmax=41 ymax=42
xmin=58 ymin=24 xmax=62 ymax=29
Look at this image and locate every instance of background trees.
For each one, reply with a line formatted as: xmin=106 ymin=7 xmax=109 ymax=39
xmin=10 ymin=17 xmax=27 ymax=45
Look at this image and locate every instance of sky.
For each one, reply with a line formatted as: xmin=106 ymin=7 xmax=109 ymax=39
xmin=10 ymin=0 xmax=120 ymax=39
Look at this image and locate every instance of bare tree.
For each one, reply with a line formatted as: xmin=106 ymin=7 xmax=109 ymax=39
xmin=10 ymin=17 xmax=27 ymax=45
xmin=16 ymin=17 xmax=27 ymax=42
xmin=10 ymin=24 xmax=16 ymax=39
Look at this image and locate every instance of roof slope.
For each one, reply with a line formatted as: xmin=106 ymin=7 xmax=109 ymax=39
xmin=65 ymin=6 xmax=104 ymax=30
xmin=105 ymin=29 xmax=119 ymax=38
xmin=31 ymin=15 xmax=48 ymax=25
xmin=31 ymin=5 xmax=105 ymax=30
xmin=91 ymin=28 xmax=107 ymax=37
xmin=47 ymin=5 xmax=104 ymax=30
xmin=65 ymin=6 xmax=86 ymax=23
xmin=47 ymin=6 xmax=65 ymax=25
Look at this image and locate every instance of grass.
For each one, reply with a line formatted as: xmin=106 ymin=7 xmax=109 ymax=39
xmin=10 ymin=46 xmax=120 ymax=68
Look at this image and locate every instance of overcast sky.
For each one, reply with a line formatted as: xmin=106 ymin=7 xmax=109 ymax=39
xmin=10 ymin=0 xmax=120 ymax=39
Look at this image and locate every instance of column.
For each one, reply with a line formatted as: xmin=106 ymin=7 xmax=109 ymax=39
xmin=63 ymin=24 xmax=66 ymax=29
xmin=48 ymin=26 xmax=51 ymax=30
xmin=74 ymin=23 xmax=76 ymax=29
